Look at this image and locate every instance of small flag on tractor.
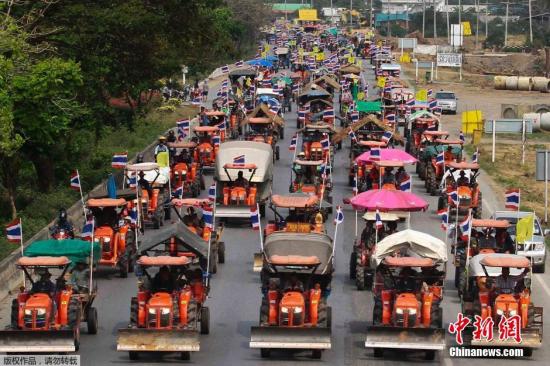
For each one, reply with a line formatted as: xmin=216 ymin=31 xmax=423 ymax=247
xmin=352 ymin=174 xmax=358 ymax=195
xmin=381 ymin=130 xmax=393 ymax=144
xmin=289 ymin=134 xmax=297 ymax=151
xmin=70 ymin=170 xmax=81 ymax=191
xmin=375 ymin=210 xmax=383 ymax=230
xmin=208 ymin=183 xmax=217 ymax=202
xmin=437 ymin=208 xmax=449 ymax=231
xmin=449 ymin=190 xmax=459 ymax=206
xmin=334 ymin=206 xmax=344 ymax=225
xmin=221 ymin=65 xmax=229 ymax=73
xmin=130 ymin=207 xmax=138 ymax=225
xmin=177 ymin=119 xmax=190 ymax=141
xmin=298 ymin=110 xmax=306 ymax=121
xmin=81 ymin=217 xmax=94 ymax=240
xmin=212 ymin=135 xmax=221 ymax=148
xmin=235 ymin=60 xmax=244 ymax=67
xmin=428 ymin=99 xmax=438 ymax=110
xmin=321 ymin=134 xmax=330 ymax=152
xmin=505 ymin=188 xmax=520 ymax=210
xmin=172 ymin=184 xmax=184 ymax=199
xmin=350 ymin=111 xmax=359 ymax=122
xmin=459 ymin=214 xmax=472 ymax=241
xmin=459 ymin=131 xmax=465 ymax=143
xmin=400 ymin=175 xmax=411 ymax=192
xmin=202 ymin=205 xmax=213 ymax=229
xmin=436 ymin=151 xmax=444 ymax=165
xmin=250 ymin=205 xmax=260 ymax=230
xmin=370 ymin=147 xmax=381 ymax=161
xmin=111 ymin=153 xmax=128 ymax=169
xmin=406 ymin=97 xmax=415 ymax=106
xmin=233 ymin=155 xmax=245 ymax=165
xmin=5 ymin=218 xmax=22 ymax=243
xmin=427 ymin=88 xmax=433 ymax=98
xmin=323 ymin=108 xmax=335 ymax=119
xmin=385 ymin=113 xmax=396 ymax=123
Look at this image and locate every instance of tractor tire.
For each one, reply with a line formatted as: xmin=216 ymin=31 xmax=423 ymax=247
xmin=187 ymin=301 xmax=198 ymax=330
xmin=260 ymin=349 xmax=271 ymax=358
xmin=431 ymin=306 xmax=443 ymax=328
xmin=67 ymin=298 xmax=80 ymax=349
xmin=418 ymin=161 xmax=426 ymax=180
xmin=338 ymin=142 xmax=342 ymax=150
xmin=425 ymin=350 xmax=436 ymax=361
xmin=311 ymin=350 xmax=322 ymax=359
xmin=210 ymin=253 xmax=218 ymax=274
xmin=405 ymin=141 xmax=410 ymax=154
xmin=349 ymin=251 xmax=357 ymax=279
xmin=454 ymin=266 xmax=461 ymax=288
xmin=326 ymin=306 xmax=332 ymax=329
xmin=10 ymin=299 xmax=18 ymax=329
xmin=153 ymin=217 xmax=160 ymax=229
xmin=200 ymin=175 xmax=206 ymax=190
xmin=130 ymin=297 xmax=138 ymax=326
xmin=279 ymin=127 xmax=284 ymax=140
xmin=473 ymin=192 xmax=482 ymax=219
xmin=217 ymin=242 xmax=225 ymax=264
xmin=172 ymin=297 xmax=180 ymax=325
xmin=200 ymin=306 xmax=210 ymax=335
xmin=458 ymin=269 xmax=467 ymax=298
xmin=437 ymin=195 xmax=447 ymax=211
xmin=275 ymin=146 xmax=280 ymax=161
xmin=118 ymin=251 xmax=129 ymax=278
xmin=372 ymin=299 xmax=382 ymax=325
xmin=180 ymin=352 xmax=191 ymax=361
xmin=259 ymin=304 xmax=268 ymax=325
xmin=373 ymin=348 xmax=384 ymax=358
xmin=191 ymin=185 xmax=198 ymax=198
xmin=86 ymin=307 xmax=98 ymax=334
xmin=129 ymin=352 xmax=139 ymax=360
xmin=356 ymin=265 xmax=366 ymax=290
xmin=165 ymin=206 xmax=172 ymax=221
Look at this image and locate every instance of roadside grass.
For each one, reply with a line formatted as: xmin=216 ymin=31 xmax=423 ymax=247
xmin=0 ymin=104 xmax=198 ymax=261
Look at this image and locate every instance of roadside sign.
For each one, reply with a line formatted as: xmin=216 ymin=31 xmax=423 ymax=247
xmin=450 ymin=24 xmax=463 ymax=47
xmin=535 ymin=151 xmax=550 ymax=181
xmin=398 ymin=38 xmax=417 ymax=49
xmin=437 ymin=53 xmax=462 ymax=67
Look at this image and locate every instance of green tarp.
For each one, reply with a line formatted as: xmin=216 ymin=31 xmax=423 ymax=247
xmin=24 ymin=239 xmax=101 ymax=265
xmin=356 ymin=101 xmax=382 ymax=113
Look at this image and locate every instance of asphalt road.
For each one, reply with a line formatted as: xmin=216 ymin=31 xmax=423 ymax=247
xmin=1 ymin=62 xmax=548 ymax=366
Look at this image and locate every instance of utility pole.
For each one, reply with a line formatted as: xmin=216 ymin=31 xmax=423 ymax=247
xmin=370 ymin=0 xmax=374 ymax=28
xmin=330 ymin=0 xmax=333 ymax=24
xmin=475 ymin=0 xmax=479 ymax=48
xmin=422 ymin=0 xmax=426 ymax=38
xmin=350 ymin=0 xmax=353 ymax=28
xmin=528 ymin=0 xmax=533 ymax=44
xmin=504 ymin=1 xmax=509 ymax=47
xmin=458 ymin=0 xmax=462 ymax=25
xmin=433 ymin=0 xmax=437 ymax=39
xmin=485 ymin=0 xmax=488 ymax=39
xmin=446 ymin=0 xmax=450 ymax=42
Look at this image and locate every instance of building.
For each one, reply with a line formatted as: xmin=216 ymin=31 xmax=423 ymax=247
xmin=381 ymin=0 xmax=446 ymax=14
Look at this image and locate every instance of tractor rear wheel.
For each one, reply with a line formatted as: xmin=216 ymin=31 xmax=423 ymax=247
xmin=418 ymin=161 xmax=426 ymax=180
xmin=118 ymin=251 xmax=129 ymax=278
xmin=200 ymin=306 xmax=210 ymax=335
xmin=311 ymin=349 xmax=322 ymax=359
xmin=130 ymin=297 xmax=138 ymax=326
xmin=187 ymin=301 xmax=198 ymax=330
xmin=10 ymin=299 xmax=18 ymax=329
xmin=67 ymin=298 xmax=80 ymax=330
xmin=153 ymin=217 xmax=160 ymax=229
xmin=259 ymin=303 xmax=268 ymax=325
xmin=279 ymin=127 xmax=284 ymax=140
xmin=348 ymin=174 xmax=354 ymax=187
xmin=86 ymin=307 xmax=98 ymax=334
xmin=373 ymin=299 xmax=382 ymax=324
xmin=349 ymin=251 xmax=357 ymax=279
xmin=425 ymin=350 xmax=436 ymax=360
xmin=217 ymin=242 xmax=225 ymax=264
xmin=260 ymin=348 xmax=270 ymax=358
xmin=373 ymin=348 xmax=384 ymax=358
xmin=129 ymin=352 xmax=139 ymax=360
xmin=356 ymin=266 xmax=366 ymax=290
xmin=200 ymin=174 xmax=206 ymax=190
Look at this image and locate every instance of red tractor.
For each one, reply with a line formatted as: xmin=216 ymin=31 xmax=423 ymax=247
xmin=87 ymin=198 xmax=136 ymax=277
xmin=193 ymin=126 xmax=221 ymax=169
xmin=117 ymin=255 xmax=210 ymax=361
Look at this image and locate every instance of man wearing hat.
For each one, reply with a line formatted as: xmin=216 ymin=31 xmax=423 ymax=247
xmin=32 ymin=269 xmax=56 ymax=295
xmin=155 ymin=136 xmax=169 ymax=167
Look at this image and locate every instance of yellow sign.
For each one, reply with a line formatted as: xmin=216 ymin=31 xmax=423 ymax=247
xmin=377 ymin=76 xmax=386 ymax=88
xmin=298 ymin=9 xmax=319 ymax=21
xmin=399 ymin=53 xmax=411 ymax=63
xmin=416 ymin=89 xmax=428 ymax=102
xmin=264 ymin=44 xmax=271 ymax=52
xmin=462 ymin=21 xmax=472 ymax=36
xmin=315 ymin=52 xmax=325 ymax=61
xmin=461 ymin=110 xmax=483 ymax=133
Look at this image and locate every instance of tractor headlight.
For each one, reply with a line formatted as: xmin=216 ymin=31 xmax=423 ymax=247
xmin=496 ymin=309 xmax=504 ymax=316
xmin=509 ymin=310 xmax=517 ymax=316
xmin=409 ymin=308 xmax=417 ymax=315
xmin=160 ymin=307 xmax=171 ymax=315
xmin=94 ymin=238 xmax=100 ymax=243
xmin=36 ymin=308 xmax=46 ymax=316
xmin=293 ymin=307 xmax=303 ymax=313
xmin=148 ymin=308 xmax=156 ymax=315
xmin=281 ymin=307 xmax=289 ymax=313
xmin=395 ymin=308 xmax=404 ymax=315
xmin=103 ymin=237 xmax=111 ymax=243
xmin=24 ymin=309 xmax=32 ymax=316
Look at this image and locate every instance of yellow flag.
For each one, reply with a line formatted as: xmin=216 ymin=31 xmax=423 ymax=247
xmin=462 ymin=22 xmax=472 ymax=36
xmin=516 ymin=215 xmax=534 ymax=244
xmin=156 ymin=151 xmax=169 ymax=168
xmin=261 ymin=51 xmax=267 ymax=59
xmin=377 ymin=76 xmax=386 ymax=88
xmin=416 ymin=89 xmax=428 ymax=102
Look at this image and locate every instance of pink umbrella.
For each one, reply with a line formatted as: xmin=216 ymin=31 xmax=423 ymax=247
xmin=349 ymin=189 xmax=429 ymax=212
xmin=356 ymin=148 xmax=417 ymax=164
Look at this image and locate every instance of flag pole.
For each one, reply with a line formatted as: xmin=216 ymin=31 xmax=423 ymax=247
xmin=76 ymin=169 xmax=86 ymax=218
xmin=464 ymin=209 xmax=473 ymax=292
xmin=20 ymin=218 xmax=25 ymax=287
xmin=89 ymin=220 xmax=95 ymax=296
xmin=205 ymin=205 xmax=213 ymax=288
xmin=257 ymin=203 xmax=264 ymax=251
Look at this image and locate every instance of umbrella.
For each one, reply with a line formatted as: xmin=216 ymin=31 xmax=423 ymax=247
xmin=247 ymin=59 xmax=273 ymax=68
xmin=356 ymin=149 xmax=417 ymax=164
xmin=350 ymin=189 xmax=428 ymax=212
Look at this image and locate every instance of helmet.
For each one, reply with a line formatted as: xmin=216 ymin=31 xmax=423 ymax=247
xmin=59 ymin=208 xmax=67 ymax=221
xmin=159 ymin=136 xmax=167 ymax=141
xmin=136 ymin=153 xmax=144 ymax=163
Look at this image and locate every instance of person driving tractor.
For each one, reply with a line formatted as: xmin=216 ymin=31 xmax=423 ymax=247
xmin=456 ymin=171 xmax=469 ymax=186
xmin=396 ymin=267 xmax=419 ymax=293
xmin=234 ymin=171 xmax=249 ymax=188
xmin=444 ymin=146 xmax=454 ymax=162
xmin=382 ymin=168 xmax=396 ymax=185
xmin=152 ymin=266 xmax=174 ymax=292
xmin=490 ymin=266 xmax=529 ymax=294
xmin=31 ymin=269 xmax=56 ymax=295
xmin=154 ymin=136 xmax=169 ymax=158
xmin=70 ymin=261 xmax=90 ymax=293
xmin=137 ymin=171 xmax=153 ymax=198
xmin=495 ymin=228 xmax=515 ymax=254
xmin=51 ymin=208 xmax=75 ymax=238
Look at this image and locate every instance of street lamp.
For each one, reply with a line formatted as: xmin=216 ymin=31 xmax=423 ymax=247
xmin=181 ymin=65 xmax=188 ymax=87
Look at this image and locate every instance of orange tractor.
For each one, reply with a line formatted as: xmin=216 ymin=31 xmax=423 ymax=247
xmin=438 ymin=161 xmax=482 ymax=218
xmin=250 ymin=230 xmax=334 ymax=359
xmin=290 ymin=159 xmax=332 ymax=209
xmin=168 ymin=141 xmax=205 ymax=198
xmin=203 ymin=110 xmax=229 ymax=139
xmin=460 ymin=253 xmax=543 ymax=356
xmin=367 ymin=230 xmax=447 ymax=360
xmin=117 ymin=255 xmax=210 ymax=361
xmin=243 ymin=117 xmax=281 ymax=161
xmin=87 ymin=198 xmax=137 ymax=277
xmin=404 ymin=116 xmax=441 ymax=156
xmin=349 ymin=140 xmax=387 ymax=187
xmin=299 ymin=123 xmax=338 ymax=164
xmin=0 ymin=239 xmax=100 ymax=353
xmin=411 ymin=131 xmax=449 ymax=179
xmin=423 ymin=139 xmax=463 ymax=195
xmin=192 ymin=126 xmax=221 ymax=170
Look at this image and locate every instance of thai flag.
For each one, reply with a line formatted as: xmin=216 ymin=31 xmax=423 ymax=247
xmin=323 ymin=108 xmax=335 ymax=118
xmin=233 ymin=155 xmax=245 ymax=165
xmin=352 ymin=174 xmax=358 ymax=195
xmin=213 ymin=135 xmax=221 ymax=147
xmin=437 ymin=208 xmax=449 ymax=231
xmin=427 ymin=89 xmax=433 ymax=98
xmin=250 ymin=205 xmax=260 ymax=230
xmin=432 ymin=106 xmax=442 ymax=115
xmin=334 ymin=206 xmax=344 ymax=225
xmin=385 ymin=113 xmax=396 ymax=123
xmin=217 ymin=120 xmax=227 ymax=131
xmin=505 ymin=188 xmax=520 ymax=210
xmin=70 ymin=170 xmax=81 ymax=191
xmin=348 ymin=128 xmax=357 ymax=142
xmin=130 ymin=207 xmax=138 ymax=225
xmin=375 ymin=210 xmax=383 ymax=230
xmin=202 ymin=205 xmax=214 ymax=229
xmin=459 ymin=131 xmax=465 ymax=143
xmin=449 ymin=189 xmax=459 ymax=206
xmin=383 ymin=86 xmax=392 ymax=94
xmin=303 ymin=104 xmax=310 ymax=113
xmin=81 ymin=217 xmax=94 ymax=240
xmin=406 ymin=97 xmax=415 ymax=106
xmin=436 ymin=151 xmax=444 ymax=165
xmin=192 ymin=97 xmax=202 ymax=105
xmin=112 ymin=153 xmax=128 ymax=169
xmin=400 ymin=175 xmax=411 ymax=192
xmin=381 ymin=130 xmax=393 ymax=143
xmin=235 ymin=60 xmax=244 ymax=67
xmin=127 ymin=173 xmax=137 ymax=188
xmin=208 ymin=183 xmax=217 ymax=202
xmin=292 ymin=83 xmax=299 ymax=92
xmin=5 ymin=218 xmax=22 ymax=243
xmin=429 ymin=99 xmax=438 ymax=109
xmin=269 ymin=105 xmax=279 ymax=115
xmin=289 ymin=134 xmax=297 ymax=151
xmin=459 ymin=215 xmax=472 ymax=241
xmin=472 ymin=148 xmax=479 ymax=163
xmin=351 ymin=111 xmax=359 ymax=122
xmin=172 ymin=184 xmax=184 ymax=198
xmin=177 ymin=119 xmax=190 ymax=140
xmin=321 ymin=135 xmax=330 ymax=151
xmin=221 ymin=65 xmax=229 ymax=73
xmin=221 ymin=79 xmax=229 ymax=88
xmin=370 ymin=147 xmax=381 ymax=161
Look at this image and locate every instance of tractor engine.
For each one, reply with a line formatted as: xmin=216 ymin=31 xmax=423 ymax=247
xmin=457 ymin=186 xmax=473 ymax=208
xmin=279 ymin=292 xmax=305 ymax=327
xmin=95 ymin=226 xmax=116 ymax=259
xmin=393 ymin=293 xmax=420 ymax=328
xmin=493 ymin=294 xmax=520 ymax=322
xmin=20 ymin=294 xmax=53 ymax=330
xmin=146 ymin=293 xmax=174 ymax=329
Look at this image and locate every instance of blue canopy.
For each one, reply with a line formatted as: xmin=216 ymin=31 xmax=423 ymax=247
xmin=265 ymin=55 xmax=278 ymax=62
xmin=247 ymin=59 xmax=273 ymax=68
xmin=256 ymin=96 xmax=280 ymax=107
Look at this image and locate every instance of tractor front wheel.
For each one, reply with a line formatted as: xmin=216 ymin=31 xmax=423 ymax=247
xmin=200 ymin=306 xmax=210 ymax=335
xmin=10 ymin=299 xmax=18 ymax=329
xmin=218 ymin=242 xmax=225 ymax=264
xmin=275 ymin=146 xmax=280 ymax=161
xmin=180 ymin=352 xmax=191 ymax=361
xmin=86 ymin=307 xmax=98 ymax=334
xmin=130 ymin=297 xmax=138 ymax=326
